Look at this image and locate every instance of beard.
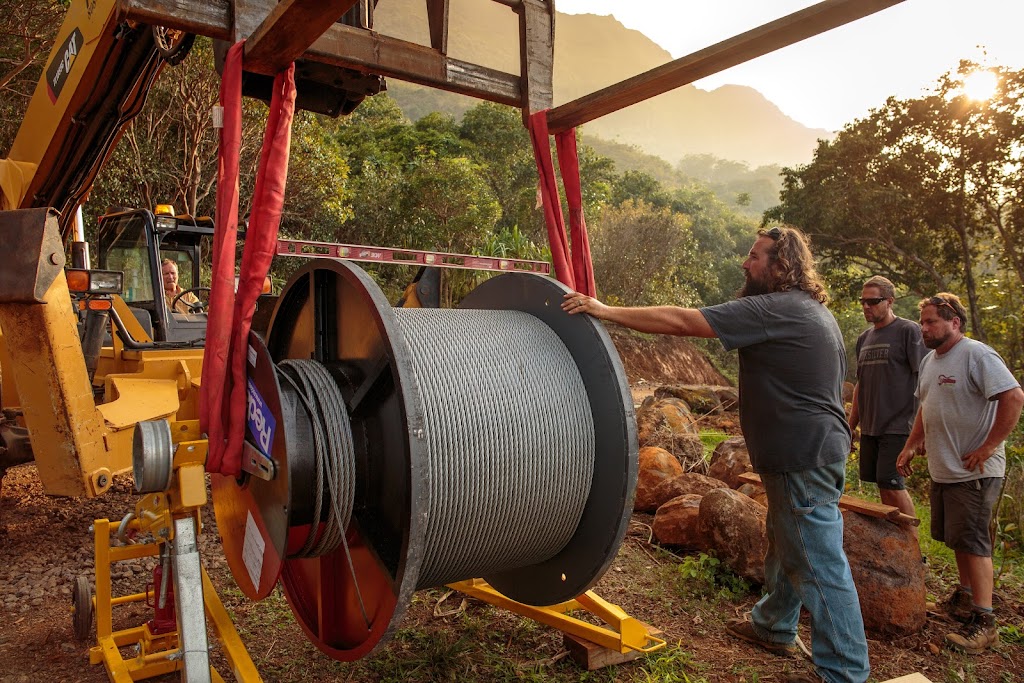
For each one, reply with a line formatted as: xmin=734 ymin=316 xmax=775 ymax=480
xmin=922 ymin=332 xmax=948 ymax=349
xmin=739 ymin=270 xmax=773 ymax=298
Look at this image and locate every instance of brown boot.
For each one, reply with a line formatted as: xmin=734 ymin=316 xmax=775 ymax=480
xmin=938 ymin=585 xmax=974 ymax=622
xmin=945 ymin=611 xmax=998 ymax=654
xmin=725 ymin=617 xmax=797 ymax=656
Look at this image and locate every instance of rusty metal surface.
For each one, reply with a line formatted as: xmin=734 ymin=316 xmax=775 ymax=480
xmin=0 ymin=208 xmax=65 ymax=303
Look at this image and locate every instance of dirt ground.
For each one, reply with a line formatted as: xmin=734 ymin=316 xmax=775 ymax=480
xmin=1 ymin=461 xmax=1020 ymax=683
xmin=0 ymin=330 xmax=1021 ymax=682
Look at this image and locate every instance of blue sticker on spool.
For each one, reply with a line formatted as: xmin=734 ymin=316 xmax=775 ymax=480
xmin=247 ymin=378 xmax=276 ymax=456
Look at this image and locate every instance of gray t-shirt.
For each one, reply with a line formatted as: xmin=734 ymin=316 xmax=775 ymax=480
xmin=701 ymin=290 xmax=850 ymax=474
xmin=917 ymin=337 xmax=1020 ymax=483
xmin=855 ymin=317 xmax=926 ymax=435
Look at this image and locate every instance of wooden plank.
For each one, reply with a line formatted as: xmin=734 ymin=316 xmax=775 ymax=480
xmin=244 ymin=0 xmax=359 ymax=75
xmin=121 ymin=0 xmax=523 ymax=103
xmin=518 ymin=0 xmax=554 ymax=114
xmin=119 ymin=0 xmax=232 ymax=40
xmin=563 ymin=624 xmax=662 ymax=671
xmin=425 ymin=0 xmax=449 ymax=53
xmin=310 ymin=24 xmax=521 ymax=104
xmin=546 ymin=0 xmax=906 ymax=133
xmin=881 ymin=675 xmax=933 ymax=683
xmin=737 ymin=472 xmax=921 ymax=527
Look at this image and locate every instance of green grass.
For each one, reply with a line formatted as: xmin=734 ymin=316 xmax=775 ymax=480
xmin=636 ymin=644 xmax=710 ymax=683
xmin=698 ymin=429 xmax=730 ymax=459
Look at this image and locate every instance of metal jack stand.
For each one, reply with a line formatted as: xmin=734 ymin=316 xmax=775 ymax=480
xmin=449 ymin=579 xmax=665 ymax=670
xmin=73 ymin=421 xmax=263 ymax=682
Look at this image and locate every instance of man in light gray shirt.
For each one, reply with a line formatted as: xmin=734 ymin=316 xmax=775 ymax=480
xmin=897 ymin=293 xmax=1023 ymax=655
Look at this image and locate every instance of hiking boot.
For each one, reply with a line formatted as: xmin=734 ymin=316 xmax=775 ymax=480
xmin=945 ymin=611 xmax=998 ymax=655
xmin=938 ymin=585 xmax=974 ymax=623
xmin=725 ymin=617 xmax=798 ymax=656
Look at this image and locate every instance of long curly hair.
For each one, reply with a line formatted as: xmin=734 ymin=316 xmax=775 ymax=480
xmin=758 ymin=226 xmax=829 ymax=304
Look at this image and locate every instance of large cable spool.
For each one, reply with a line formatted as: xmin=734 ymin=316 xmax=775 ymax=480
xmin=211 ymin=259 xmax=637 ymax=661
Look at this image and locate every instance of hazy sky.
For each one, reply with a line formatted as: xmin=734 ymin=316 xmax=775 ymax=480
xmin=556 ymin=0 xmax=1024 ymax=132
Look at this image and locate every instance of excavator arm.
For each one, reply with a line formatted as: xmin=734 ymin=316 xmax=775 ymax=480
xmin=1 ymin=0 xmax=169 ymax=238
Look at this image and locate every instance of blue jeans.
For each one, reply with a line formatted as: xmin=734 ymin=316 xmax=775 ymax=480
xmin=750 ymin=460 xmax=870 ymax=683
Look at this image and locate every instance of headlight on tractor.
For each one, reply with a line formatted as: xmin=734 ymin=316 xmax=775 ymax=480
xmin=67 ymin=268 xmax=124 ymax=295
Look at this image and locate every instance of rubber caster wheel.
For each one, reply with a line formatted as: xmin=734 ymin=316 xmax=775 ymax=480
xmin=72 ymin=575 xmax=93 ymax=642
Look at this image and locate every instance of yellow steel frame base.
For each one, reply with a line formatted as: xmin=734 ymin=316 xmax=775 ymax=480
xmin=88 ymin=517 xmax=262 ymax=682
xmin=448 ymin=578 xmax=666 ymax=665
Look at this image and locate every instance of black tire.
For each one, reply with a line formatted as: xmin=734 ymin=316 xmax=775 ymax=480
xmin=72 ymin=575 xmax=93 ymax=642
xmin=152 ymin=26 xmax=196 ymax=66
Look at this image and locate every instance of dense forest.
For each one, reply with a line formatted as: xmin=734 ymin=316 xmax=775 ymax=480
xmin=2 ymin=6 xmax=1024 ymax=385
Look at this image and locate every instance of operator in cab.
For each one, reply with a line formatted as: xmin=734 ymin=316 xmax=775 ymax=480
xmin=162 ymin=258 xmax=200 ymax=313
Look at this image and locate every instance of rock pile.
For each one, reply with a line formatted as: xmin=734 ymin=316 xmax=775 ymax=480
xmin=632 ymin=396 xmax=927 ymax=636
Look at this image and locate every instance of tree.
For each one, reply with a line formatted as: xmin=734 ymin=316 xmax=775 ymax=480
xmin=590 ymin=199 xmax=700 ymax=308
xmin=459 ymin=102 xmax=537 ymax=234
xmin=767 ymin=62 xmax=1024 ymax=340
xmin=0 ymin=0 xmax=65 ymax=153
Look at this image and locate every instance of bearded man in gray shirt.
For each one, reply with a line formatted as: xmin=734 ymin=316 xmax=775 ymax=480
xmin=897 ymin=293 xmax=1023 ymax=655
xmin=564 ymin=226 xmax=867 ymax=683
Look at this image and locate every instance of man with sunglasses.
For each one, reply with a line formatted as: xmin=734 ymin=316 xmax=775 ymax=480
xmin=564 ymin=226 xmax=868 ymax=683
xmin=897 ymin=293 xmax=1023 ymax=655
xmin=848 ymin=276 xmax=925 ymax=534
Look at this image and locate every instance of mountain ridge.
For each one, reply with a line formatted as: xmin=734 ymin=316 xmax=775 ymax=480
xmin=372 ymin=2 xmax=830 ymax=168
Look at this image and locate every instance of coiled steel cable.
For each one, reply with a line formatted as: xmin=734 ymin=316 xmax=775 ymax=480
xmin=393 ymin=308 xmax=596 ymax=588
xmin=277 ymin=359 xmax=356 ymax=558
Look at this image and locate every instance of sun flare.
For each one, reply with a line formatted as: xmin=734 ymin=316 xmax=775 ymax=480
xmin=961 ymin=69 xmax=999 ymax=102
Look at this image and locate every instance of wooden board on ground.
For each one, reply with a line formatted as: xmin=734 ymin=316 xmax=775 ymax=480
xmin=881 ymin=674 xmax=933 ymax=683
xmin=737 ymin=472 xmax=920 ymax=527
xmin=562 ymin=624 xmax=663 ymax=671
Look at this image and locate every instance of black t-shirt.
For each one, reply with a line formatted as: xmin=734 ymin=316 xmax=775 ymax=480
xmin=854 ymin=317 xmax=925 ymax=436
xmin=701 ymin=290 xmax=851 ymax=474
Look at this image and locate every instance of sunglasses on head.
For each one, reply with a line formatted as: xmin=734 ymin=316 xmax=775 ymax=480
xmin=929 ymin=296 xmax=959 ymax=317
xmin=859 ymin=297 xmax=886 ymax=306
xmin=766 ymin=227 xmax=782 ymax=240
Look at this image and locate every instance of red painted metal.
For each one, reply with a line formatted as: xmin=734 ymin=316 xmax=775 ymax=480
xmin=276 ymin=238 xmax=551 ymax=275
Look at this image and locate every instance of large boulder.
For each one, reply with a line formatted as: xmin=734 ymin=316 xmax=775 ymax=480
xmin=637 ymin=397 xmax=699 ymax=440
xmin=651 ymin=472 xmax=729 ymax=509
xmin=708 ymin=437 xmax=752 ymax=488
xmin=697 ymin=488 xmax=768 ymax=584
xmin=634 ymin=446 xmax=684 ymax=512
xmin=652 ymin=494 xmax=705 ymax=547
xmin=655 ymin=385 xmax=724 ymax=415
xmin=636 ymin=397 xmax=705 ymax=466
xmin=735 ymin=482 xmax=767 ymax=507
xmin=843 ymin=511 xmax=926 ymax=636
xmin=674 ymin=434 xmax=708 ymax=472
xmin=713 ymin=386 xmax=739 ymax=412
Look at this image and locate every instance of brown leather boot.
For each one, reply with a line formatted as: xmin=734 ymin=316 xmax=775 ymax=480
xmin=938 ymin=585 xmax=974 ymax=623
xmin=945 ymin=611 xmax=998 ymax=654
xmin=725 ymin=617 xmax=798 ymax=656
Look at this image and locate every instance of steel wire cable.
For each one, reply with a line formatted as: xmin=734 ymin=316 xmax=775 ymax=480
xmin=277 ymin=359 xmax=356 ymax=558
xmin=393 ymin=308 xmax=595 ymax=588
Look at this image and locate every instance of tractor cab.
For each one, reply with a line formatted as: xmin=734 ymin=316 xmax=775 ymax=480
xmin=96 ymin=206 xmax=211 ymax=344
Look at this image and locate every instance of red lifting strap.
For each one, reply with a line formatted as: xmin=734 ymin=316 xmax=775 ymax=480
xmin=200 ymin=41 xmax=296 ymax=476
xmin=527 ymin=111 xmax=595 ymax=297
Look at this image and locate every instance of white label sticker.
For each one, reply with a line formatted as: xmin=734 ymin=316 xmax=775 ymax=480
xmin=247 ymin=344 xmax=257 ymax=368
xmin=243 ymin=510 xmax=266 ymax=591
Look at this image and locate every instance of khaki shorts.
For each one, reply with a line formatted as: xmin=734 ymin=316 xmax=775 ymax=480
xmin=930 ymin=478 xmax=1002 ymax=556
